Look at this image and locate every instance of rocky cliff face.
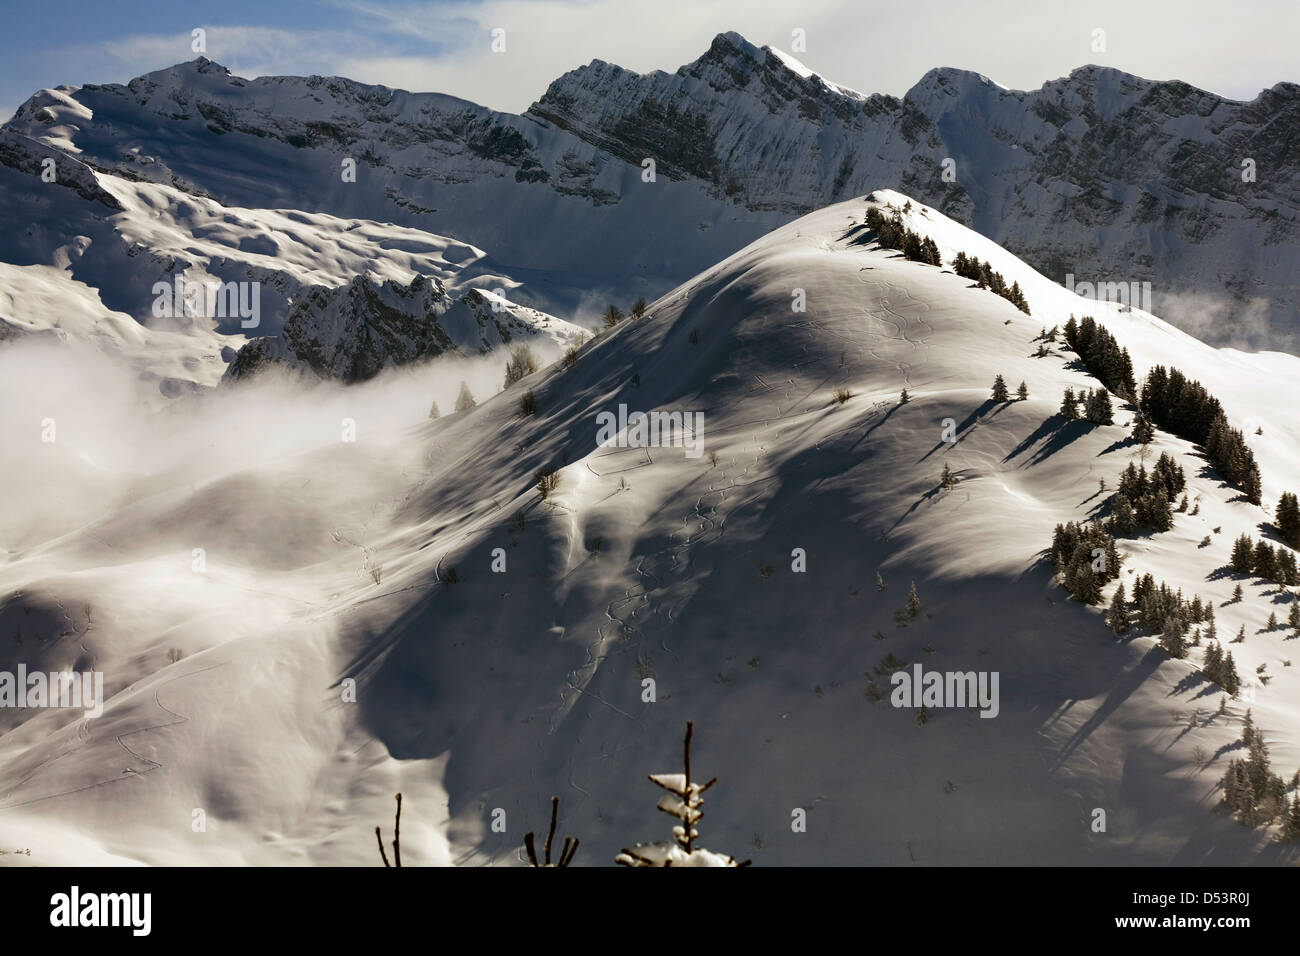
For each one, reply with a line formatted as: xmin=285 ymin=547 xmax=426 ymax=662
xmin=528 ymin=33 xmax=1300 ymax=347
xmin=5 ymin=34 xmax=1299 ymax=348
xmin=224 ymin=273 xmax=584 ymax=384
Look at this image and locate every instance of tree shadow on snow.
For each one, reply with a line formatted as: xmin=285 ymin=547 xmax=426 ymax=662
xmin=918 ymin=399 xmax=998 ymax=461
xmin=1001 ymin=417 xmax=1092 ymax=467
xmin=1051 ymin=646 xmax=1165 ymax=771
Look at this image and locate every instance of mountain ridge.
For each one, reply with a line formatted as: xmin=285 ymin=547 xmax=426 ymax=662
xmin=7 ymin=32 xmax=1296 ymax=350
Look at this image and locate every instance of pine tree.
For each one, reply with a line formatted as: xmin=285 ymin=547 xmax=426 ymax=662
xmin=1223 ymin=650 xmax=1241 ymax=695
xmin=940 ymin=463 xmax=957 ymax=489
xmin=503 ymin=344 xmax=540 ymax=387
xmin=454 ymin=380 xmax=477 ymax=412
xmin=1284 ymin=793 xmax=1300 ymax=842
xmin=1244 ymin=462 xmax=1262 ymax=506
xmin=1084 ymin=388 xmax=1114 ymax=425
xmin=428 ymin=400 xmax=441 ymax=419
xmin=1231 ymin=583 xmax=1244 ymax=603
xmin=1203 ymin=640 xmax=1223 ymax=684
xmin=1108 ymin=493 xmax=1137 ymax=536
xmin=1132 ymin=413 xmax=1154 ymax=445
xmin=991 ymin=375 xmax=1009 ymax=402
xmin=1150 ymin=488 xmax=1173 ymax=533
xmin=1160 ymin=617 xmax=1186 ymax=659
xmin=900 ymin=388 xmax=911 ymax=404
xmin=602 ymin=305 xmax=624 ymax=328
xmin=1276 ymin=492 xmax=1300 ymax=549
xmin=1059 ymin=387 xmax=1079 ymax=420
xmin=1016 ymin=381 xmax=1028 ymax=401
xmin=1253 ymin=540 xmax=1278 ymax=581
xmin=1289 ymin=603 xmax=1300 ymax=635
xmin=629 ymin=297 xmax=648 ymax=320
xmin=1267 ymin=611 xmax=1278 ymax=630
xmin=1108 ymin=584 xmax=1129 ymax=635
xmin=906 ymin=582 xmax=922 ymax=619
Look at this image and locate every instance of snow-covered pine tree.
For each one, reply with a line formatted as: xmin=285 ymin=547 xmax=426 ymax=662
xmin=991 ymin=375 xmax=1009 ymax=402
xmin=615 ymin=722 xmax=750 ymax=867
xmin=428 ymin=399 xmax=440 ymax=419
xmin=1017 ymin=381 xmax=1028 ymax=401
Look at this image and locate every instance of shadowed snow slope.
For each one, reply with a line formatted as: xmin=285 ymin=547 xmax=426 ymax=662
xmin=1 ymin=191 xmax=1298 ymax=865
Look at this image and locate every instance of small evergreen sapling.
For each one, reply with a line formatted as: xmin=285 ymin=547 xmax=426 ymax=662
xmin=906 ymin=581 xmax=922 ymax=619
xmin=524 ymin=797 xmax=580 ymax=867
xmin=615 ymin=722 xmax=750 ymax=867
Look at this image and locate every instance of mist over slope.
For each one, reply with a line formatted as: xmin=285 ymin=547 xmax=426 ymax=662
xmin=2 ymin=191 xmax=1298 ymax=865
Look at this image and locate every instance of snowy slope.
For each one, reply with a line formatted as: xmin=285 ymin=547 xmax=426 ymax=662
xmin=0 ymin=129 xmax=583 ymax=389
xmin=6 ymin=36 xmax=1297 ymax=348
xmin=1 ymin=191 xmax=1298 ymax=866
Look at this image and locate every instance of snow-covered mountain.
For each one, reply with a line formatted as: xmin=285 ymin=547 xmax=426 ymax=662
xmin=225 ymin=274 xmax=584 ymax=383
xmin=6 ymin=34 xmax=1298 ymax=349
xmin=0 ymin=127 xmax=580 ymax=390
xmin=3 ymin=191 xmax=1298 ymax=865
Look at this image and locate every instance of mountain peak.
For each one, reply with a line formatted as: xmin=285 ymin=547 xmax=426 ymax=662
xmin=181 ymin=56 xmax=233 ymax=76
xmin=905 ymin=67 xmax=1010 ymax=103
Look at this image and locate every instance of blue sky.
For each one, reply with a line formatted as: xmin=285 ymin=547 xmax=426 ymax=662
xmin=2 ymin=0 xmax=1296 ymax=122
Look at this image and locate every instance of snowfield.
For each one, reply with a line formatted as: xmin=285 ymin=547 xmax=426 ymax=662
xmin=1 ymin=190 xmax=1299 ymax=865
xmin=0 ymin=134 xmax=585 ymax=392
